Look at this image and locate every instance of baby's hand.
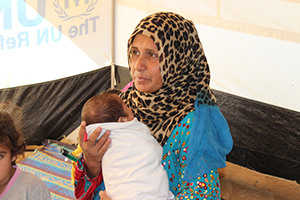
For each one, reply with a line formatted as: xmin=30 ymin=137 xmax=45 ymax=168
xmin=99 ymin=191 xmax=111 ymax=200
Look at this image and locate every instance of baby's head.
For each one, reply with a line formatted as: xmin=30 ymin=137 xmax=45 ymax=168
xmin=82 ymin=90 xmax=134 ymax=125
xmin=0 ymin=101 xmax=26 ymax=165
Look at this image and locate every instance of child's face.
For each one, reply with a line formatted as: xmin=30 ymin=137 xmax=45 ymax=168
xmin=0 ymin=145 xmax=16 ymax=193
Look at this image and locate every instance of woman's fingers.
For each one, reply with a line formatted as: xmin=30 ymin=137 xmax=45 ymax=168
xmin=86 ymin=127 xmax=101 ymax=147
xmin=78 ymin=123 xmax=111 ymax=178
xmin=80 ymin=126 xmax=111 ymax=163
xmin=94 ymin=130 xmax=111 ymax=153
xmin=99 ymin=191 xmax=111 ymax=200
xmin=79 ymin=122 xmax=102 ymax=150
xmin=78 ymin=121 xmax=87 ymax=144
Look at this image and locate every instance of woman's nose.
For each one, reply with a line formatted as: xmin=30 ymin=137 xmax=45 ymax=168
xmin=135 ymin=55 xmax=147 ymax=71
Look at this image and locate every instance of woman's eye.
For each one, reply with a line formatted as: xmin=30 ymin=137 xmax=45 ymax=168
xmin=150 ymin=53 xmax=157 ymax=58
xmin=131 ymin=50 xmax=139 ymax=56
xmin=148 ymin=50 xmax=158 ymax=59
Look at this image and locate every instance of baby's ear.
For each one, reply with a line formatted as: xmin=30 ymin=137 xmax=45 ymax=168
xmin=118 ymin=116 xmax=126 ymax=122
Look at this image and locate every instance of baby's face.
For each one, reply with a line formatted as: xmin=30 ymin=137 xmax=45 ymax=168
xmin=122 ymin=102 xmax=134 ymax=122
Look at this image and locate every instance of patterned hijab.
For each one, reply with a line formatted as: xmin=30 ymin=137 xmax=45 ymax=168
xmin=121 ymin=12 xmax=216 ymax=146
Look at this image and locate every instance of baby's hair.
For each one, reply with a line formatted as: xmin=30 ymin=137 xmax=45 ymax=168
xmin=82 ymin=89 xmax=126 ymax=125
xmin=0 ymin=101 xmax=26 ymax=165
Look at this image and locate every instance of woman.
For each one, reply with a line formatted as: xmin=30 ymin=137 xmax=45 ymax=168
xmin=74 ymin=12 xmax=233 ymax=200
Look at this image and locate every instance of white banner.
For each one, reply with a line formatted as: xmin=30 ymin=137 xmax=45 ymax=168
xmin=0 ymin=0 xmax=112 ymax=88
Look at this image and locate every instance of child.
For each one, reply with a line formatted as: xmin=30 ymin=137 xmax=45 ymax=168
xmin=0 ymin=101 xmax=51 ymax=200
xmin=80 ymin=90 xmax=174 ymax=200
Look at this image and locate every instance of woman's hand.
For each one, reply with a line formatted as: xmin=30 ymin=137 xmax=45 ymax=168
xmin=78 ymin=121 xmax=111 ymax=178
xmin=99 ymin=191 xmax=111 ymax=200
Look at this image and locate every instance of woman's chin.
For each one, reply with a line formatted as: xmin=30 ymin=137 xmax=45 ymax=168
xmin=135 ymin=81 xmax=162 ymax=93
xmin=136 ymin=85 xmax=150 ymax=93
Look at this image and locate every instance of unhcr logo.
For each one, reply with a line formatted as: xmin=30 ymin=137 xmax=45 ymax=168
xmin=0 ymin=0 xmax=101 ymax=50
xmin=53 ymin=0 xmax=99 ymax=21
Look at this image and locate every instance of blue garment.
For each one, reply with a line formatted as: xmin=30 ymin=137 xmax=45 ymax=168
xmin=163 ymin=111 xmax=222 ymax=199
xmin=184 ymin=102 xmax=233 ymax=181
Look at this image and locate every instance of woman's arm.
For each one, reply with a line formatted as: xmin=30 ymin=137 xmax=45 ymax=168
xmin=163 ymin=112 xmax=221 ymax=199
xmin=74 ymin=154 xmax=104 ymax=200
xmin=168 ymin=142 xmax=221 ymax=200
xmin=74 ymin=121 xmax=111 ymax=200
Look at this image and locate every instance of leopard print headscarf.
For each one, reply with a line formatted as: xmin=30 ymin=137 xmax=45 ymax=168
xmin=121 ymin=12 xmax=217 ymax=146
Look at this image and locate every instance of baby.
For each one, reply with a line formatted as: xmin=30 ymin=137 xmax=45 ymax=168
xmin=0 ymin=101 xmax=51 ymax=200
xmin=81 ymin=90 xmax=174 ymax=200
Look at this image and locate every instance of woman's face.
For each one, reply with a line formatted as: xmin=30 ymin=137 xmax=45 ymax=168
xmin=129 ymin=34 xmax=163 ymax=93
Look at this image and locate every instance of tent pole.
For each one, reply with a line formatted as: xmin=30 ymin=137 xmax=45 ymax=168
xmin=111 ymin=0 xmax=116 ymax=89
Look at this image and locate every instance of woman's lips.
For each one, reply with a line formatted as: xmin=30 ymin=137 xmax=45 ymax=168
xmin=136 ymin=77 xmax=149 ymax=83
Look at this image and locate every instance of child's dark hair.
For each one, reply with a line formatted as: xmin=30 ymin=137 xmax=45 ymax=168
xmin=82 ymin=89 xmax=126 ymax=125
xmin=0 ymin=101 xmax=26 ymax=165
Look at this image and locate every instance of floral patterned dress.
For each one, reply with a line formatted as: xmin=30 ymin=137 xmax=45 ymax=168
xmin=162 ymin=111 xmax=221 ymax=200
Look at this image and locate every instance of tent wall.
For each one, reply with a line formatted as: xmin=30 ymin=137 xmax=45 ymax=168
xmin=214 ymin=90 xmax=300 ymax=182
xmin=0 ymin=66 xmax=112 ymax=144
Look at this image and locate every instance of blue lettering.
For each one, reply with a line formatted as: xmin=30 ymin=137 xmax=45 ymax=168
xmin=89 ymin=16 xmax=99 ymax=32
xmin=79 ymin=19 xmax=88 ymax=36
xmin=0 ymin=35 xmax=5 ymax=50
xmin=74 ymin=0 xmax=80 ymax=7
xmin=37 ymin=28 xmax=49 ymax=44
xmin=18 ymin=0 xmax=45 ymax=27
xmin=6 ymin=37 xmax=16 ymax=49
xmin=68 ymin=16 xmax=99 ymax=38
xmin=0 ymin=33 xmax=29 ymax=50
xmin=51 ymin=25 xmax=62 ymax=42
xmin=65 ymin=0 xmax=89 ymax=9
xmin=0 ymin=1 xmax=12 ymax=30
xmin=18 ymin=31 xmax=29 ymax=47
xmin=37 ymin=26 xmax=62 ymax=44
xmin=64 ymin=0 xmax=69 ymax=9
xmin=69 ymin=26 xmax=77 ymax=38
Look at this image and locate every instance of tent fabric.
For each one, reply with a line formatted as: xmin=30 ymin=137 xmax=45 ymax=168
xmin=213 ymin=89 xmax=300 ymax=182
xmin=0 ymin=66 xmax=112 ymax=145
